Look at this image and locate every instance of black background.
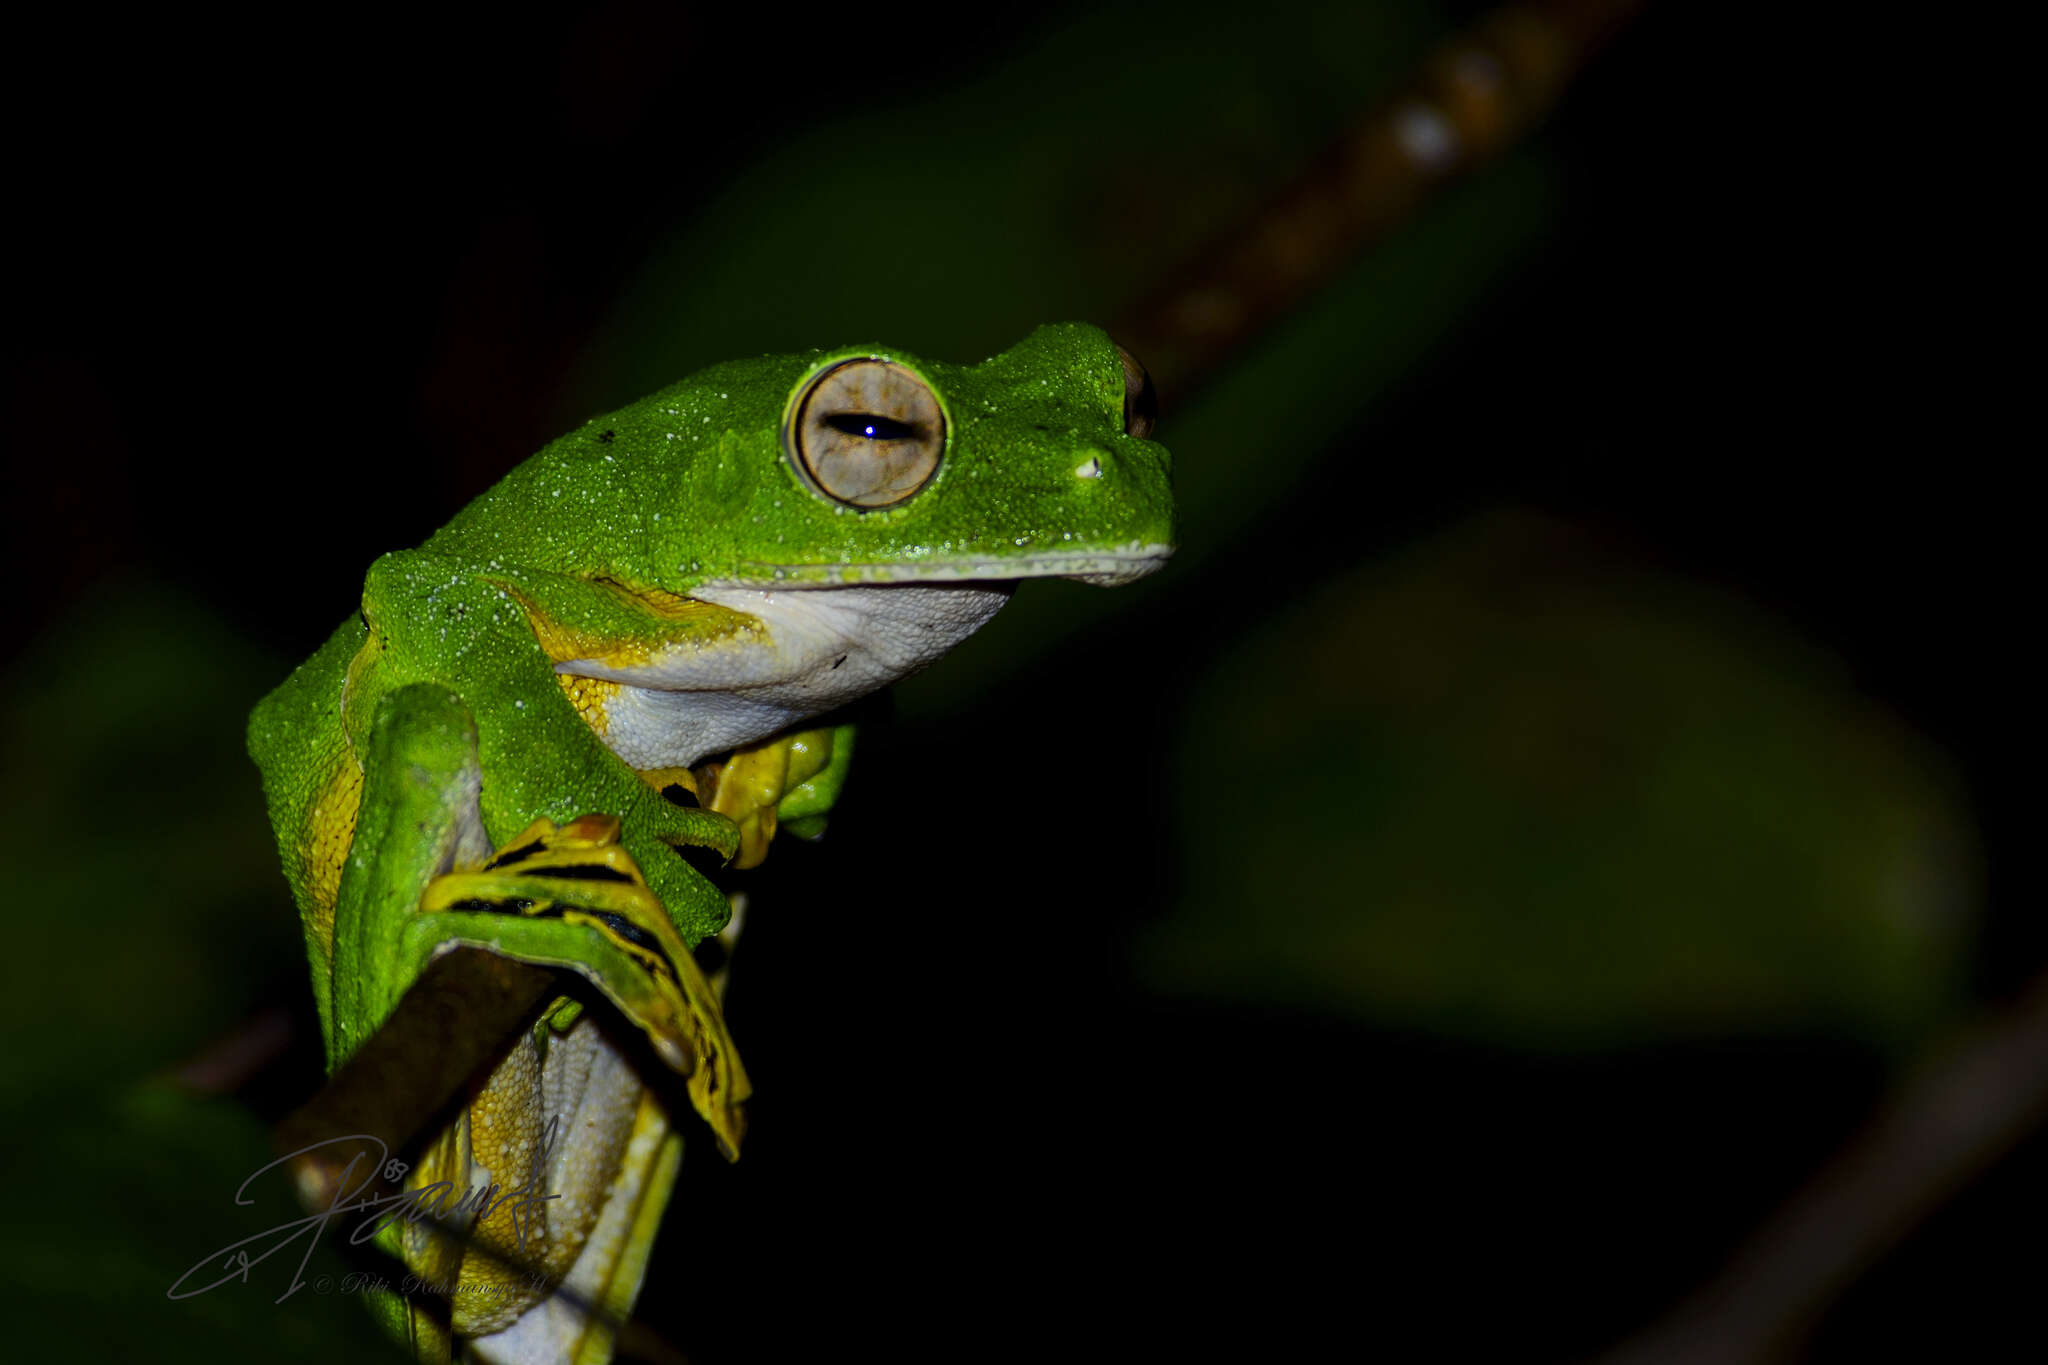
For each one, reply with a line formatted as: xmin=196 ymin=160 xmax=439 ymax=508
xmin=5 ymin=3 xmax=2027 ymax=1360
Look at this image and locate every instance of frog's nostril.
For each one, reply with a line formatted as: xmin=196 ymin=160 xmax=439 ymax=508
xmin=1075 ymin=455 xmax=1104 ymax=480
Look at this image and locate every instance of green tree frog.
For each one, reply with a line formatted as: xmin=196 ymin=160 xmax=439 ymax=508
xmin=246 ymin=323 xmax=1172 ymax=1362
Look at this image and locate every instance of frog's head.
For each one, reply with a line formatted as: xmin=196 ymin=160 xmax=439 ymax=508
xmin=422 ymin=324 xmax=1176 ymax=764
xmin=662 ymin=322 xmax=1174 ymax=592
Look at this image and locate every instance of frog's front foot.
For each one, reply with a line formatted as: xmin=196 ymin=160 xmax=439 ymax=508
xmin=414 ymin=813 xmax=750 ymax=1159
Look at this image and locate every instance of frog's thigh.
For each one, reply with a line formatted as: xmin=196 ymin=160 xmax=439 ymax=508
xmin=468 ymin=1024 xmax=683 ymax=1365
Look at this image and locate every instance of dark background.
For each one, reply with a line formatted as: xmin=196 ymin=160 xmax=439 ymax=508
xmin=3 ymin=3 xmax=2025 ymax=1361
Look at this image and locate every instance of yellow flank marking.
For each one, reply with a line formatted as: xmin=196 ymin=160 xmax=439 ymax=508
xmin=507 ymin=577 xmax=760 ymax=669
xmin=555 ymin=672 xmax=618 ymax=735
xmin=526 ymin=615 xmax=654 ymax=670
xmin=606 ymin=579 xmax=727 ymax=621
xmin=300 ymin=756 xmax=363 ymax=961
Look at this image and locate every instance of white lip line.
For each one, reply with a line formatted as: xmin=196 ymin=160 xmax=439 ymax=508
xmin=701 ymin=543 xmax=1175 ymax=586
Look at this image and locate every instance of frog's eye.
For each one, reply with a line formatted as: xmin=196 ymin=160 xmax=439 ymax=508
xmin=786 ymin=359 xmax=945 ymax=508
xmin=1116 ymin=344 xmax=1159 ymax=440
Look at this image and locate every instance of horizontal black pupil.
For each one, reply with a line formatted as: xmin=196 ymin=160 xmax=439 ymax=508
xmin=826 ymin=412 xmax=916 ymax=441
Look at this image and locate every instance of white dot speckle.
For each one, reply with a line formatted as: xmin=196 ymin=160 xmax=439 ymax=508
xmin=1393 ymin=103 xmax=1458 ymax=170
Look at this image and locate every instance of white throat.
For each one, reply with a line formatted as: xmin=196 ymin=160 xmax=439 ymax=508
xmin=559 ymin=582 xmax=1013 ymax=769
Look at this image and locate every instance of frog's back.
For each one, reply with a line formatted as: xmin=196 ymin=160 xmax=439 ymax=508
xmin=247 ymin=615 xmax=367 ymax=955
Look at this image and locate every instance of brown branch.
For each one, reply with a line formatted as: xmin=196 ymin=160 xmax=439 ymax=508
xmin=268 ymin=952 xmax=700 ymax=1364
xmin=272 ymin=949 xmax=556 ymax=1208
xmin=167 ymin=1004 xmax=297 ymax=1096
xmin=1113 ymin=0 xmax=1646 ymax=405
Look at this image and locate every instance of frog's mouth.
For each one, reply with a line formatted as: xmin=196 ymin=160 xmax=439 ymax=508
xmin=712 ymin=542 xmax=1175 ymax=590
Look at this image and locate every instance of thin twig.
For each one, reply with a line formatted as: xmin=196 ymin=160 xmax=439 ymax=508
xmin=1590 ymin=970 xmax=2048 ymax=1364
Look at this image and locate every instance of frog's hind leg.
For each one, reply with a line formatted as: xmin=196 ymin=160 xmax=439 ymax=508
xmin=463 ymin=1071 xmax=684 ymax=1365
xmin=311 ymin=684 xmax=746 ymax=1362
xmin=316 ymin=682 xmax=523 ymax=1360
xmin=395 ymin=815 xmax=745 ymax=1360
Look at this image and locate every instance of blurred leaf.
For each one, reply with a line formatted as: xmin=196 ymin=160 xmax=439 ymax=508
xmin=0 ymin=579 xmax=301 ymax=1105
xmin=5 ymin=1082 xmax=396 ymax=1361
xmin=1141 ymin=510 xmax=1977 ymax=1047
xmin=0 ymin=582 xmax=362 ymax=1354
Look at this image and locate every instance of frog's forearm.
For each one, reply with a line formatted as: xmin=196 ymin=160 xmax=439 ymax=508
xmin=355 ymin=549 xmax=740 ymax=941
xmin=326 ymin=683 xmax=748 ymax=1151
xmin=328 ymin=684 xmax=492 ymax=1067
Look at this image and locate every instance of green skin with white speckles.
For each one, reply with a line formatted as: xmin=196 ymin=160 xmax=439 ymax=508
xmin=245 ymin=322 xmax=1172 ymax=1359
